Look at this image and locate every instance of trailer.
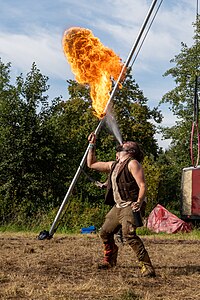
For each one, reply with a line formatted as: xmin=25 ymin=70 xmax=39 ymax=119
xmin=181 ymin=166 xmax=200 ymax=223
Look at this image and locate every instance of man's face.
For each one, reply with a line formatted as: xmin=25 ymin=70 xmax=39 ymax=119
xmin=116 ymin=141 xmax=137 ymax=155
xmin=116 ymin=142 xmax=132 ymax=152
xmin=122 ymin=142 xmax=131 ymax=152
xmin=115 ymin=144 xmax=124 ymax=153
xmin=123 ymin=142 xmax=133 ymax=151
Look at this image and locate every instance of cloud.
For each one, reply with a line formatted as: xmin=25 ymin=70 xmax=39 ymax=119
xmin=1 ymin=1 xmax=196 ymax=81
xmin=0 ymin=29 xmax=72 ymax=80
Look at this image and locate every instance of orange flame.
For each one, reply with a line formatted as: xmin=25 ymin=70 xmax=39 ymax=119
xmin=62 ymin=27 xmax=124 ymax=118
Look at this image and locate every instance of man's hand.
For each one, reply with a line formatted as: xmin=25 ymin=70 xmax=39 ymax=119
xmin=88 ymin=132 xmax=96 ymax=144
xmin=94 ymin=181 xmax=107 ymax=189
xmin=131 ymin=200 xmax=143 ymax=212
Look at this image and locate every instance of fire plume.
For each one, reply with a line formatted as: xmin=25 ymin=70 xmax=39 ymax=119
xmin=62 ymin=27 xmax=124 ymax=118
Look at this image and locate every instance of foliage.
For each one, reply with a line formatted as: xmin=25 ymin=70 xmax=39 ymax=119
xmin=112 ymin=69 xmax=162 ymax=157
xmin=54 ymin=197 xmax=110 ymax=233
xmin=0 ymin=59 xmax=65 ymax=223
xmin=156 ymin=16 xmax=200 ymax=215
xmin=160 ymin=17 xmax=200 ymax=165
xmin=142 ymin=156 xmax=163 ymax=215
xmin=1 ymin=18 xmax=200 ymax=230
xmin=156 ymin=150 xmax=183 ymax=214
xmin=0 ymin=58 xmax=162 ymax=228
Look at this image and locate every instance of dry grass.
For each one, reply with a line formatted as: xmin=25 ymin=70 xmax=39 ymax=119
xmin=0 ymin=232 xmax=200 ymax=299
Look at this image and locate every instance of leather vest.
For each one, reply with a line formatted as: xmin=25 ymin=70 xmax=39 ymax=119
xmin=105 ymin=158 xmax=139 ymax=206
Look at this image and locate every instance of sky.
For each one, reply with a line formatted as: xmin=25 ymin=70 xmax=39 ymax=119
xmin=0 ymin=0 xmax=198 ymax=149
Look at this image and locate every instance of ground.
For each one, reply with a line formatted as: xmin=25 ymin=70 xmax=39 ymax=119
xmin=0 ymin=232 xmax=200 ymax=300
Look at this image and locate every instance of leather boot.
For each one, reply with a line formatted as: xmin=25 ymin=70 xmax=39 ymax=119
xmin=127 ymin=233 xmax=155 ymax=277
xmin=98 ymin=243 xmax=118 ymax=269
xmin=139 ymin=252 xmax=156 ymax=277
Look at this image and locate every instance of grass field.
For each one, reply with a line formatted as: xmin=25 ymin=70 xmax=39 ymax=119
xmin=0 ymin=231 xmax=200 ymax=299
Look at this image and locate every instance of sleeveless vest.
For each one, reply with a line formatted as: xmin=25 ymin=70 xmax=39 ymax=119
xmin=105 ymin=158 xmax=139 ymax=206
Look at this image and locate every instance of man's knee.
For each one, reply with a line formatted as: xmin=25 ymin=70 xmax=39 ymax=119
xmin=122 ymin=221 xmax=136 ymax=242
xmin=99 ymin=227 xmax=107 ymax=240
xmin=99 ymin=226 xmax=115 ymax=244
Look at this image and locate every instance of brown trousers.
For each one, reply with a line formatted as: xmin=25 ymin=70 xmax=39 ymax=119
xmin=99 ymin=205 xmax=150 ymax=263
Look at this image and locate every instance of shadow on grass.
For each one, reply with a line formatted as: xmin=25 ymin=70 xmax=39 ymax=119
xmin=156 ymin=265 xmax=200 ymax=276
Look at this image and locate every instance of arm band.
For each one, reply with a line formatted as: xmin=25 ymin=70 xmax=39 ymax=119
xmin=89 ymin=143 xmax=95 ymax=149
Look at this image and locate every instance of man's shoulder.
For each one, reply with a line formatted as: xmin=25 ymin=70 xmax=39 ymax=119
xmin=128 ymin=159 xmax=141 ymax=170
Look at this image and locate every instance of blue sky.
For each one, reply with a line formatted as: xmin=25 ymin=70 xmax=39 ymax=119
xmin=0 ymin=0 xmax=197 ymax=149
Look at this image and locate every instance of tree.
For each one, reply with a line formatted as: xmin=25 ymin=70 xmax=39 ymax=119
xmin=160 ymin=17 xmax=200 ymax=168
xmin=112 ymin=69 xmax=162 ymax=157
xmin=0 ymin=58 xmax=163 ymax=226
xmin=0 ymin=60 xmax=65 ymax=223
xmin=156 ymin=17 xmax=200 ymax=213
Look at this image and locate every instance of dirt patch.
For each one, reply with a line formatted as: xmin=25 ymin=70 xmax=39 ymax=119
xmin=0 ymin=232 xmax=200 ymax=299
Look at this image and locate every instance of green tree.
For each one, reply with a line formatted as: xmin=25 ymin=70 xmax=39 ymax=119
xmin=160 ymin=17 xmax=200 ymax=167
xmin=0 ymin=60 xmax=65 ymax=224
xmin=113 ymin=69 xmax=162 ymax=157
xmin=157 ymin=17 xmax=200 ymax=213
xmin=142 ymin=155 xmax=163 ymax=215
xmin=0 ymin=58 xmax=163 ymax=227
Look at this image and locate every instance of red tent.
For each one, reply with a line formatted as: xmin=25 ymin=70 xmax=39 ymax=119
xmin=147 ymin=204 xmax=192 ymax=233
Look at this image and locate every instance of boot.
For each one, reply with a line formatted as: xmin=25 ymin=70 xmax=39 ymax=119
xmin=98 ymin=243 xmax=118 ymax=269
xmin=115 ymin=228 xmax=123 ymax=244
xmin=139 ymin=252 xmax=156 ymax=277
xmin=127 ymin=233 xmax=155 ymax=277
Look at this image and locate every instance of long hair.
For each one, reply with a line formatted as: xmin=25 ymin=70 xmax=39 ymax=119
xmin=123 ymin=141 xmax=144 ymax=163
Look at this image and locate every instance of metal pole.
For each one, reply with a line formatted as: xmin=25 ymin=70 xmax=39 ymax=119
xmin=48 ymin=0 xmax=158 ymax=237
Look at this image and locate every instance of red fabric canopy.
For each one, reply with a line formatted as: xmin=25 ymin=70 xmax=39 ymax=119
xmin=147 ymin=204 xmax=192 ymax=233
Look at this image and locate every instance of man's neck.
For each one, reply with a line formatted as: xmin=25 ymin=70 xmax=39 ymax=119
xmin=119 ymin=153 xmax=130 ymax=163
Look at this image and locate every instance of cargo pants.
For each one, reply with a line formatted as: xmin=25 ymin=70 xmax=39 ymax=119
xmin=99 ymin=205 xmax=151 ymax=263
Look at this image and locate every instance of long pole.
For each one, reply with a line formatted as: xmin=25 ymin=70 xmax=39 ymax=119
xmin=48 ymin=0 xmax=158 ymax=237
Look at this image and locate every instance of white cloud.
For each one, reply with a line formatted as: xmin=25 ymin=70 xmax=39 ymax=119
xmin=1 ymin=1 xmax=196 ymax=81
xmin=87 ymin=0 xmax=196 ymax=91
xmin=0 ymin=29 xmax=71 ymax=80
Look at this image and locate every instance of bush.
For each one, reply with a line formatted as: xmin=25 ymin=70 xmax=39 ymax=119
xmin=142 ymin=156 xmax=163 ymax=215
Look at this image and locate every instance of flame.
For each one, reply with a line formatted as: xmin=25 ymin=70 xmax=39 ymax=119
xmin=62 ymin=27 xmax=124 ymax=118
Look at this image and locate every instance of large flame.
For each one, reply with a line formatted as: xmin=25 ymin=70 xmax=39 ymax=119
xmin=62 ymin=27 xmax=124 ymax=118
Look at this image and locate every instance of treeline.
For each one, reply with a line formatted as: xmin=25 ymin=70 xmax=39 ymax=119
xmin=0 ymin=14 xmax=199 ymax=233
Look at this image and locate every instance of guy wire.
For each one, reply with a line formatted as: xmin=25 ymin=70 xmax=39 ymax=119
xmin=131 ymin=0 xmax=163 ymax=68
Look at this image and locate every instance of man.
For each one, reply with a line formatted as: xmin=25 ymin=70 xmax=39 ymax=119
xmin=87 ymin=132 xmax=155 ymax=277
